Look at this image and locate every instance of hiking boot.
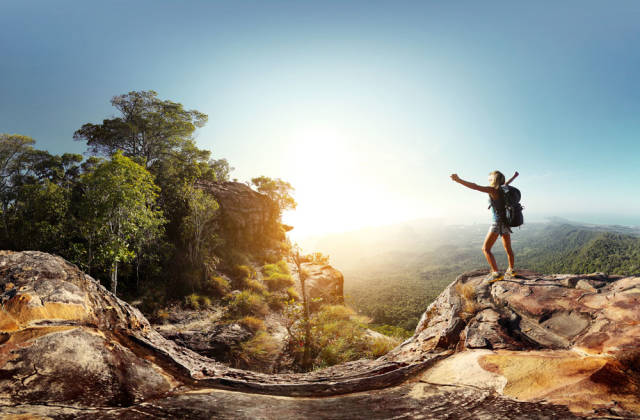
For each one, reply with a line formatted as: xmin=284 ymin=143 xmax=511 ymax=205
xmin=486 ymin=271 xmax=503 ymax=283
xmin=505 ymin=268 xmax=516 ymax=278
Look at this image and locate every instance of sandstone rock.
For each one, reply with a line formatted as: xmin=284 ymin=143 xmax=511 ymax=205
xmin=3 ymin=251 xmax=640 ymax=418
xmin=300 ymin=262 xmax=344 ymax=307
xmin=197 ymin=181 xmax=284 ymax=256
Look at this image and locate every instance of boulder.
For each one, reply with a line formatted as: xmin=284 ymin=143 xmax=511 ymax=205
xmin=2 ymin=251 xmax=640 ymax=418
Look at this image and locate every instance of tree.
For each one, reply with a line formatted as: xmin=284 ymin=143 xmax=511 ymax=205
xmin=79 ymin=151 xmax=165 ymax=295
xmin=0 ymin=134 xmax=35 ymax=240
xmin=250 ymin=176 xmax=297 ymax=216
xmin=209 ymin=158 xmax=234 ymax=182
xmin=180 ymin=184 xmax=220 ymax=283
xmin=73 ymin=90 xmax=207 ymax=168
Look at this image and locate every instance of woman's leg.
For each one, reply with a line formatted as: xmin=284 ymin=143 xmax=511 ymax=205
xmin=501 ymin=233 xmax=515 ymax=270
xmin=482 ymin=231 xmax=500 ymax=272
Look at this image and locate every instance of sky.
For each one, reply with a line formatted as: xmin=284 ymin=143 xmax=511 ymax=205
xmin=2 ymin=1 xmax=640 ymax=241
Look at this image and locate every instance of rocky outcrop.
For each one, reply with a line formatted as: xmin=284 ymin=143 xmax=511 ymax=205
xmin=2 ymin=251 xmax=640 ymax=418
xmin=301 ymin=262 xmax=344 ymax=306
xmin=197 ymin=181 xmax=285 ymax=256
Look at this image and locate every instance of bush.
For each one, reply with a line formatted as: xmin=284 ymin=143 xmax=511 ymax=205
xmin=199 ymin=295 xmax=212 ymax=308
xmin=234 ymin=265 xmax=254 ymax=280
xmin=286 ymin=287 xmax=300 ymax=301
xmin=367 ymin=336 xmax=401 ymax=358
xmin=244 ymin=278 xmax=267 ymax=295
xmin=185 ymin=293 xmax=200 ymax=310
xmin=232 ymin=330 xmax=280 ymax=371
xmin=370 ymin=324 xmax=413 ymax=340
xmin=265 ymin=292 xmax=286 ymax=311
xmin=227 ymin=290 xmax=269 ymax=318
xmin=263 ymin=260 xmax=294 ymax=291
xmin=203 ymin=276 xmax=231 ymax=297
xmin=238 ymin=316 xmax=266 ymax=333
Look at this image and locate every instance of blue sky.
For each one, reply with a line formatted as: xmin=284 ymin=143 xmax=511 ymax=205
xmin=2 ymin=1 xmax=640 ymax=238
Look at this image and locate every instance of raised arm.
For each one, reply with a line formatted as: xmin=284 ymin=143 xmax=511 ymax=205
xmin=450 ymin=174 xmax=495 ymax=194
xmin=506 ymin=171 xmax=519 ymax=185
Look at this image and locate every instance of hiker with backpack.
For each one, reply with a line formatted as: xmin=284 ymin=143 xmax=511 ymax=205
xmin=450 ymin=170 xmax=522 ymax=282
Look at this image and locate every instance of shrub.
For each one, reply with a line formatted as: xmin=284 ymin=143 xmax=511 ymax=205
xmin=238 ymin=316 xmax=266 ymax=333
xmin=265 ymin=292 xmax=286 ymax=311
xmin=264 ymin=273 xmax=294 ymax=291
xmin=455 ymin=281 xmax=479 ymax=320
xmin=203 ymin=276 xmax=231 ymax=297
xmin=232 ymin=330 xmax=280 ymax=371
xmin=286 ymin=287 xmax=300 ymax=301
xmin=370 ymin=324 xmax=413 ymax=340
xmin=244 ymin=278 xmax=267 ymax=295
xmin=234 ymin=265 xmax=254 ymax=280
xmin=263 ymin=260 xmax=294 ymax=291
xmin=199 ymin=295 xmax=212 ymax=308
xmin=227 ymin=290 xmax=269 ymax=318
xmin=185 ymin=293 xmax=200 ymax=310
xmin=367 ymin=336 xmax=401 ymax=358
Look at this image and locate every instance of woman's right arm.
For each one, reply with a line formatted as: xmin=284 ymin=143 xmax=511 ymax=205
xmin=450 ymin=174 xmax=494 ymax=193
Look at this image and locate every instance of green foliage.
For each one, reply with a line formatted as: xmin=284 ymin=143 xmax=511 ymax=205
xmin=263 ymin=260 xmax=294 ymax=291
xmin=368 ymin=336 xmax=401 ymax=358
xmin=286 ymin=286 xmax=300 ymax=301
xmin=185 ymin=293 xmax=200 ymax=310
xmin=180 ymin=184 xmax=220 ymax=273
xmin=283 ymin=302 xmax=393 ymax=371
xmin=265 ymin=292 xmax=286 ymax=311
xmin=78 ymin=151 xmax=165 ymax=294
xmin=73 ymin=90 xmax=208 ymax=168
xmin=244 ymin=278 xmax=267 ymax=295
xmin=203 ymin=275 xmax=231 ymax=297
xmin=235 ymin=265 xmax=254 ymax=281
xmin=227 ymin=290 xmax=269 ymax=318
xmin=250 ymin=176 xmax=296 ymax=215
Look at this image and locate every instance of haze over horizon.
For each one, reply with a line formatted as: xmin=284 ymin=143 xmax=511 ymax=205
xmin=2 ymin=1 xmax=640 ymax=239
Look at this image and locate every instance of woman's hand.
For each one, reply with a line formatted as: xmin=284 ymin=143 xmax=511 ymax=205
xmin=450 ymin=173 xmax=460 ymax=182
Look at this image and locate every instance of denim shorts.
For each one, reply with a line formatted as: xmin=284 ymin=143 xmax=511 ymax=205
xmin=489 ymin=221 xmax=511 ymax=236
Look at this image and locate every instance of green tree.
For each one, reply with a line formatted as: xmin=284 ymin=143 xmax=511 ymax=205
xmin=180 ymin=183 xmax=220 ymax=284
xmin=209 ymin=158 xmax=234 ymax=182
xmin=0 ymin=134 xmax=36 ymax=240
xmin=73 ymin=90 xmax=207 ymax=168
xmin=79 ymin=151 xmax=165 ymax=295
xmin=251 ymin=176 xmax=296 ymax=216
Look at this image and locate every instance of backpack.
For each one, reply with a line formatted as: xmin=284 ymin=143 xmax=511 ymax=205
xmin=499 ymin=185 xmax=524 ymax=227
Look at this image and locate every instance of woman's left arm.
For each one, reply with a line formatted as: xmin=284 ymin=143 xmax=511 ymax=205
xmin=506 ymin=171 xmax=519 ymax=185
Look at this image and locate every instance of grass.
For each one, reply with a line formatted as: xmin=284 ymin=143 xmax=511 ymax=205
xmin=238 ymin=316 xmax=266 ymax=333
xmin=227 ymin=290 xmax=270 ymax=318
xmin=455 ymin=281 xmax=480 ymax=320
xmin=263 ymin=260 xmax=295 ymax=291
xmin=232 ymin=330 xmax=280 ymax=372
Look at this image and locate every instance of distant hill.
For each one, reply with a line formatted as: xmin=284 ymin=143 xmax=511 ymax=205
xmin=302 ymin=220 xmax=640 ymax=330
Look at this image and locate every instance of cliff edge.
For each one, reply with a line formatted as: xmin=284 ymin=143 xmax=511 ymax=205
xmin=1 ymin=251 xmax=638 ymax=418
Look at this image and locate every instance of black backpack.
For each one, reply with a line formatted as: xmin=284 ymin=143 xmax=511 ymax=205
xmin=500 ymin=185 xmax=524 ymax=227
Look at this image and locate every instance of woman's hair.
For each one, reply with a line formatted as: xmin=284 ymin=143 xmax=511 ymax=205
xmin=489 ymin=170 xmax=505 ymax=188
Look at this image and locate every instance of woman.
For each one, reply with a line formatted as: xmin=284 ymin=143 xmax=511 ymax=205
xmin=450 ymin=170 xmax=518 ymax=282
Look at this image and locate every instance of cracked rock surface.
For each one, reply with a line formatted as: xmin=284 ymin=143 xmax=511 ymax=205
xmin=1 ymin=252 xmax=639 ymax=418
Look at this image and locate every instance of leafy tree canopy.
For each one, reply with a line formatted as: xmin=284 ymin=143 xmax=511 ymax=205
xmin=73 ymin=90 xmax=207 ymax=167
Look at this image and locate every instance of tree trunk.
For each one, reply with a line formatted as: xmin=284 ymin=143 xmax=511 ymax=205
xmin=110 ymin=261 xmax=118 ymax=295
